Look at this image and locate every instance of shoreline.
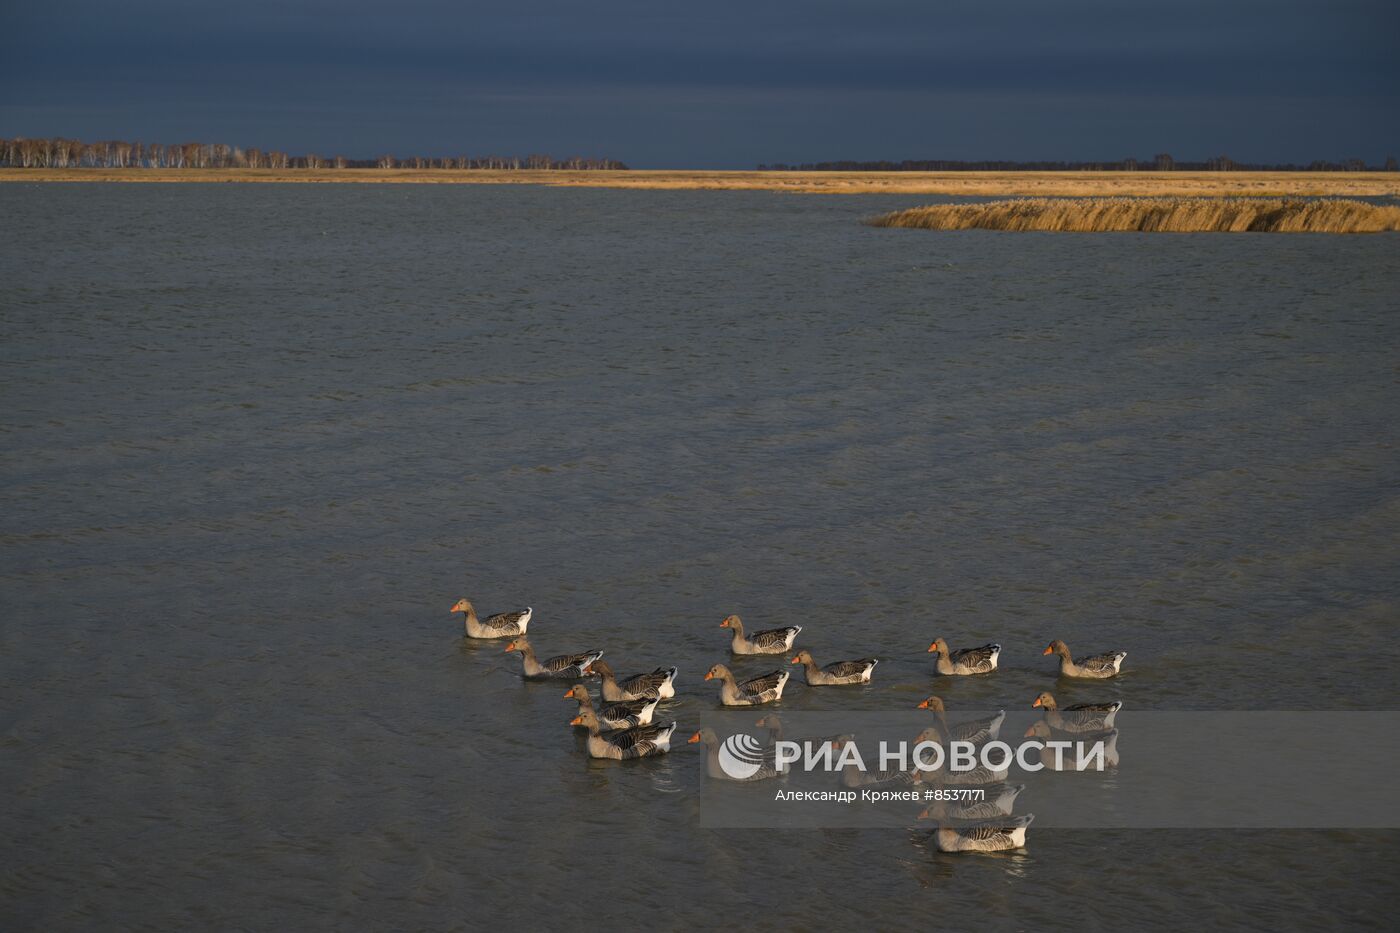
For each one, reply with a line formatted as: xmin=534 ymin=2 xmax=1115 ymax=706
xmin=2 ymin=168 xmax=1398 ymax=197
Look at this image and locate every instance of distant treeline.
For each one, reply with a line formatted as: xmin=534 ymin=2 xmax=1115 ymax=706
xmin=759 ymin=155 xmax=1400 ymax=172
xmin=0 ymin=136 xmax=628 ymax=170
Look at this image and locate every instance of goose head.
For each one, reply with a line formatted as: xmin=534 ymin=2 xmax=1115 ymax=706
xmin=687 ymin=727 xmax=719 ymax=746
xmin=703 ymin=663 xmax=731 ymax=682
xmin=1024 ymin=721 xmax=1053 ymax=739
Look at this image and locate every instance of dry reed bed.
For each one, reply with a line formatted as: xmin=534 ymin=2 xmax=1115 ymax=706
xmin=868 ymin=197 xmax=1400 ymax=233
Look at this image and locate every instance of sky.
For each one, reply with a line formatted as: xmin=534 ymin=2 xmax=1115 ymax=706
xmin=2 ymin=0 xmax=1397 ymax=168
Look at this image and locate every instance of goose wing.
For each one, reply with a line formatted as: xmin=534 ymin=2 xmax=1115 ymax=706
xmin=621 ymin=667 xmax=678 ymax=699
xmin=1059 ymin=700 xmax=1122 ymax=730
xmin=1075 ymin=651 xmax=1126 ymax=674
xmin=822 ymin=658 xmax=878 ymax=679
xmin=481 ymin=609 xmax=529 ymax=635
xmin=601 ymin=698 xmax=656 ymax=723
xmin=952 ymin=814 xmax=1033 ymax=841
xmin=607 ymin=721 xmax=676 ymax=757
xmin=543 ymin=650 xmax=603 ymax=675
xmin=739 ymin=670 xmax=787 ymax=696
xmin=950 ymin=710 xmax=1005 ymax=745
xmin=1065 ymin=701 xmax=1123 ymax=713
xmin=751 ymin=626 xmax=801 ymax=649
xmin=950 ymin=643 xmax=1000 ymax=672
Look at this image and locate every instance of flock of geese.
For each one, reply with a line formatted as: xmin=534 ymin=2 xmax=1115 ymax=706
xmin=453 ymin=597 xmax=1128 ymax=853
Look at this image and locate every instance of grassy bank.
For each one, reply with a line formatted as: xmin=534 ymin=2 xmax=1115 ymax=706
xmin=2 ymin=168 xmax=1399 ymax=197
xmin=868 ymin=197 xmax=1400 ymax=233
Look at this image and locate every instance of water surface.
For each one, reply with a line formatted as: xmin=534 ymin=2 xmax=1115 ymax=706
xmin=2 ymin=183 xmax=1397 ymax=929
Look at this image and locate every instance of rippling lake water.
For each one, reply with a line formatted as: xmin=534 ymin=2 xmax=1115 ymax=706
xmin=2 ymin=183 xmax=1398 ymax=929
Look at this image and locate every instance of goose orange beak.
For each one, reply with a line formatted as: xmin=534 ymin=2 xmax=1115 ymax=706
xmin=503 ymin=642 xmax=515 ymax=652
xmin=926 ymin=642 xmax=937 ymax=653
xmin=719 ymin=619 xmax=730 ymax=627
xmin=687 ymin=731 xmax=702 ymax=744
xmin=789 ymin=656 xmax=799 ymax=664
xmin=704 ymin=671 xmax=714 ymax=681
xmin=563 ymin=689 xmax=575 ymax=699
xmin=917 ymin=699 xmax=931 ymax=709
xmin=1042 ymin=646 xmax=1054 ymax=655
xmin=1032 ymin=697 xmax=1043 ymax=708
xmin=569 ymin=716 xmax=582 ymax=726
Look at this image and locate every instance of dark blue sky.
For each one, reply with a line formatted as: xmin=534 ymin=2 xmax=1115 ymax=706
xmin=2 ymin=0 xmax=1396 ymax=168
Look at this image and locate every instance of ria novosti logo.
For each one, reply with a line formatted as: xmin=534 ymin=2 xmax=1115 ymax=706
xmin=717 ymin=733 xmax=770 ymax=779
xmin=713 ymin=731 xmax=1116 ymax=778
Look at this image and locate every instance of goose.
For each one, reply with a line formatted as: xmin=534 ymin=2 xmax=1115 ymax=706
xmin=1033 ymin=692 xmax=1122 ymax=733
xmin=564 ymin=685 xmax=658 ymax=729
xmin=1023 ymin=721 xmax=1120 ymax=770
xmin=688 ymin=727 xmax=786 ymax=782
xmin=704 ymin=664 xmax=789 ymax=706
xmin=452 ymin=598 xmax=531 ymax=639
xmin=754 ymin=713 xmax=784 ymax=743
xmin=1043 ymin=640 xmax=1126 ymax=679
xmin=925 ymin=814 xmax=1034 ymax=853
xmin=926 ymin=639 xmax=1000 ymax=675
xmin=915 ymin=696 xmax=1005 ymax=744
xmin=790 ymin=650 xmax=878 ymax=686
xmin=912 ymin=725 xmax=1009 ymax=786
xmin=917 ymin=782 xmax=1026 ymax=821
xmin=720 ymin=615 xmax=802 ymax=655
xmin=570 ymin=707 xmax=677 ymax=760
xmin=590 ymin=661 xmax=677 ymax=702
xmin=502 ymin=638 xmax=601 ymax=680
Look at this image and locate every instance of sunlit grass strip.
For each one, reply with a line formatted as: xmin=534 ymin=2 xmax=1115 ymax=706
xmin=868 ymin=197 xmax=1400 ymax=233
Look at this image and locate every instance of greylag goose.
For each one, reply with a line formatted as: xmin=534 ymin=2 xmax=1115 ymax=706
xmin=1033 ymin=692 xmax=1122 ymax=733
xmin=1043 ymin=640 xmax=1126 ymax=679
xmin=502 ymin=638 xmax=601 ymax=680
xmin=590 ymin=661 xmax=677 ymax=702
xmin=926 ymin=639 xmax=1000 ymax=675
xmin=925 ymin=814 xmax=1034 ymax=853
xmin=1023 ymin=721 xmax=1120 ymax=770
xmin=916 ymin=696 xmax=1005 ymax=744
xmin=571 ymin=707 xmax=677 ymax=760
xmin=688 ymin=728 xmax=786 ymax=782
xmin=720 ymin=615 xmax=802 ymax=655
xmin=452 ymin=598 xmax=531 ymax=638
xmin=704 ymin=664 xmax=789 ymax=706
xmin=912 ymin=725 xmax=1009 ymax=786
xmin=917 ymin=782 xmax=1025 ymax=821
xmin=790 ymin=650 xmax=878 ymax=686
xmin=564 ymin=685 xmax=658 ymax=729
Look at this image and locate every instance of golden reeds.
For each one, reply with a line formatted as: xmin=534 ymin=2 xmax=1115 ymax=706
xmin=868 ymin=197 xmax=1400 ymax=233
